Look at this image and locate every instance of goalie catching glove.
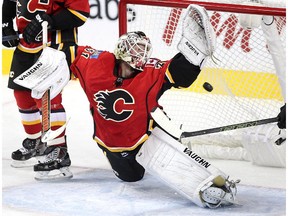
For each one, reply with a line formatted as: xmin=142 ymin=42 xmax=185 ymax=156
xmin=13 ymin=47 xmax=70 ymax=99
xmin=177 ymin=4 xmax=216 ymax=67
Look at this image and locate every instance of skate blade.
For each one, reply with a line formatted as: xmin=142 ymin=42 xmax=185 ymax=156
xmin=34 ymin=167 xmax=73 ymax=181
xmin=11 ymin=158 xmax=38 ymax=168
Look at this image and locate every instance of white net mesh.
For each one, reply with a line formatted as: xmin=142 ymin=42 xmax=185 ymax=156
xmin=120 ymin=0 xmax=286 ymax=160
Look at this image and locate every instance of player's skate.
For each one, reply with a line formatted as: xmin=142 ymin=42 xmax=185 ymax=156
xmin=34 ymin=143 xmax=73 ymax=180
xmin=11 ymin=138 xmax=46 ymax=168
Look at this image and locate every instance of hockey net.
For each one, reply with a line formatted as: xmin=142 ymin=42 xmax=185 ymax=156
xmin=119 ymin=0 xmax=286 ymax=162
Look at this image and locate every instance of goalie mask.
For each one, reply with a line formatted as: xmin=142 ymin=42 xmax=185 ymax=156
xmin=114 ymin=31 xmax=152 ymax=71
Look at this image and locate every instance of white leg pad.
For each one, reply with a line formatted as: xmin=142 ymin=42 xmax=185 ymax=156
xmin=136 ymin=127 xmax=227 ymax=207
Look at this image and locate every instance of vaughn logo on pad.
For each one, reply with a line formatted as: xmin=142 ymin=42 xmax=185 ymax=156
xmin=16 ymin=62 xmax=43 ymax=81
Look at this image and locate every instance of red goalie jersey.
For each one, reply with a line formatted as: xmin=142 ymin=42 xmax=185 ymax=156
xmin=71 ymin=46 xmax=201 ymax=151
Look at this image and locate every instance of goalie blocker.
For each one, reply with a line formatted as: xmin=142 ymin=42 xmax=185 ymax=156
xmin=13 ymin=47 xmax=70 ymax=100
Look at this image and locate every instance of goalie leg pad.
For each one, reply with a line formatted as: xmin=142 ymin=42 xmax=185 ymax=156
xmin=136 ymin=127 xmax=239 ymax=208
xmin=242 ymin=124 xmax=286 ymax=167
xmin=177 ymin=4 xmax=216 ymax=67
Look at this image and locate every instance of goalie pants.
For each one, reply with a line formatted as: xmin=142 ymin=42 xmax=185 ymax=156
xmin=98 ymin=144 xmax=145 ymax=182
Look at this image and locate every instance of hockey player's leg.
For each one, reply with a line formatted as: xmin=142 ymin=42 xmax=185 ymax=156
xmin=98 ymin=144 xmax=145 ymax=182
xmin=136 ymin=127 xmax=240 ymax=208
xmin=11 ymin=90 xmax=46 ymax=167
xmin=11 ymin=48 xmax=72 ymax=179
xmin=33 ymin=94 xmax=73 ymax=180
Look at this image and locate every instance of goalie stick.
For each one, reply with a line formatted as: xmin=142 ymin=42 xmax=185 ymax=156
xmin=12 ymin=22 xmax=69 ymax=142
xmin=41 ymin=21 xmax=51 ymax=142
xmin=41 ymin=21 xmax=69 ymax=142
xmin=151 ymin=107 xmax=280 ymax=140
xmin=39 ymin=21 xmax=68 ymax=143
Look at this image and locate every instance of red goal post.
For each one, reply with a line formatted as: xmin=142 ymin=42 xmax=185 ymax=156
xmin=118 ymin=0 xmax=286 ymax=163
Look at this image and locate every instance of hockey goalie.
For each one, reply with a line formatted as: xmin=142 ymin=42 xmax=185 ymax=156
xmin=14 ymin=4 xmax=240 ymax=208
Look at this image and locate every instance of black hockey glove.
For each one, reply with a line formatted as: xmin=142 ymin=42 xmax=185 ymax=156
xmin=23 ymin=13 xmax=53 ymax=44
xmin=277 ymin=104 xmax=286 ymax=129
xmin=2 ymin=21 xmax=19 ymax=47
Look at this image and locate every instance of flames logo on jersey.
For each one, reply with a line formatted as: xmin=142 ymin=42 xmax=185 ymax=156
xmin=17 ymin=0 xmax=49 ymax=21
xmin=94 ymin=89 xmax=135 ymax=122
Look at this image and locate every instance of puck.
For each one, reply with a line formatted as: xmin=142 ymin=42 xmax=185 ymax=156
xmin=203 ymin=82 xmax=213 ymax=92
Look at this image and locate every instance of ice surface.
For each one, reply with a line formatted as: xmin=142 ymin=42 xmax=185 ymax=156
xmin=2 ymin=76 xmax=286 ymax=216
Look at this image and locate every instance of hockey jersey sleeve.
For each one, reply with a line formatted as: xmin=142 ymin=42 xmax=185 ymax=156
xmin=166 ymin=52 xmax=201 ymax=88
xmin=70 ymin=46 xmax=115 ymax=95
xmin=2 ymin=0 xmax=16 ymax=23
xmin=70 ymin=46 xmax=90 ymax=92
xmin=51 ymin=0 xmax=90 ymax=30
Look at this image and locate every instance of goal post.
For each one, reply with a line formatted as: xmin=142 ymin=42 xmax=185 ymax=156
xmin=118 ymin=0 xmax=286 ymax=165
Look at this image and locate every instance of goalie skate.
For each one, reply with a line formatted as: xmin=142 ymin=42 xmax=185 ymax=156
xmin=200 ymin=177 xmax=240 ymax=208
xmin=34 ymin=145 xmax=73 ymax=180
xmin=11 ymin=138 xmax=46 ymax=168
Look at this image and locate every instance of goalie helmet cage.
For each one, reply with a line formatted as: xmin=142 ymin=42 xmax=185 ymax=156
xmin=118 ymin=0 xmax=286 ymax=161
